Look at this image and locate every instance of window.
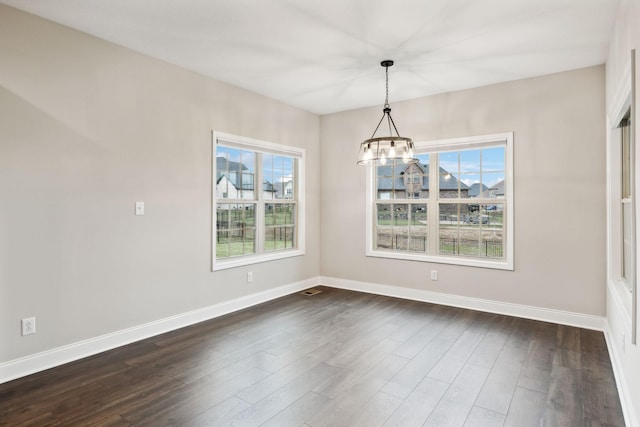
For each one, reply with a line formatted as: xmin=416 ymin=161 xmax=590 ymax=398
xmin=366 ymin=132 xmax=513 ymax=270
xmin=213 ymin=132 xmax=305 ymax=270
xmin=620 ymin=111 xmax=634 ymax=291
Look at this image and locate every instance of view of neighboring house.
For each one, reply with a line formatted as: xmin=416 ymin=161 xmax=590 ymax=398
xmin=468 ymin=182 xmax=489 ymax=197
xmin=215 ymin=157 xmax=277 ymax=201
xmin=272 ymin=180 xmax=294 ymax=199
xmin=377 ymin=162 xmax=470 ymax=199
xmin=479 ymin=179 xmax=505 ymax=198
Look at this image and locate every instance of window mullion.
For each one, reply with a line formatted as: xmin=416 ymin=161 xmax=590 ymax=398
xmin=255 ymin=152 xmax=265 ymax=254
xmin=428 ymin=153 xmax=439 ymax=254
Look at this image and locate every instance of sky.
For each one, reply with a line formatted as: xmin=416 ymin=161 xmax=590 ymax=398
xmin=218 ymin=144 xmax=504 ymax=188
xmin=438 ymin=146 xmax=505 ymax=188
xmin=217 ymin=146 xmax=295 ymax=184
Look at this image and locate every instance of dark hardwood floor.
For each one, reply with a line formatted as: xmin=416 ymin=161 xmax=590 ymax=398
xmin=0 ymin=287 xmax=625 ymax=426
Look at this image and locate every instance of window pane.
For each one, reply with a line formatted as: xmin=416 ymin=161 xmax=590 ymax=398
xmin=439 ymin=152 xmax=458 ymax=173
xmin=215 ymin=203 xmax=256 ymax=258
xmin=482 ymin=147 xmax=505 ymax=172
xmin=623 ymin=201 xmax=634 ymax=285
xmin=459 ymin=173 xmax=479 ymax=199
xmin=403 ymin=163 xmax=428 ymax=199
xmin=265 ymin=225 xmax=295 ymax=251
xmin=439 ymin=148 xmax=505 ymax=200
xmin=376 ymin=203 xmax=393 ymax=250
xmin=265 ymin=203 xmax=296 ymax=252
xmin=393 ymin=204 xmax=408 ymax=226
xmin=439 ymin=170 xmax=461 ymax=198
xmin=460 ymin=149 xmax=481 ymax=173
xmin=377 ymin=155 xmax=429 ymax=200
xmin=464 ymin=174 xmax=484 ymax=197
xmin=438 ymin=203 xmax=504 ymax=259
xmin=482 ymin=173 xmax=504 ymax=198
xmin=375 ymin=203 xmax=427 ymax=252
xmin=215 ymin=147 xmax=255 ymax=200
xmin=409 ymin=204 xmax=428 ymax=252
xmin=264 ymin=155 xmax=295 ymax=200
xmin=622 ymin=117 xmax=632 ymax=199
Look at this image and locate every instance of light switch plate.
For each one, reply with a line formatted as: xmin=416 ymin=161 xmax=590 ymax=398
xmin=135 ymin=201 xmax=144 ymax=216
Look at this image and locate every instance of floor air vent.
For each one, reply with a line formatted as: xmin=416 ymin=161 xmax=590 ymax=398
xmin=300 ymin=289 xmax=322 ymax=296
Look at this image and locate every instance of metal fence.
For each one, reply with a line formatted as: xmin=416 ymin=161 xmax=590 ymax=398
xmin=376 ymin=233 xmax=427 ymax=252
xmin=439 ymin=238 xmax=503 ymax=258
xmin=375 ymin=233 xmax=503 ymax=258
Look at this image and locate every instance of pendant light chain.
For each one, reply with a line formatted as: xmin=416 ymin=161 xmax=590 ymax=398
xmin=384 ymin=64 xmax=390 ymax=109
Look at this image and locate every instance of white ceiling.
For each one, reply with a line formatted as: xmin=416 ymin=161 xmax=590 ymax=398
xmin=1 ymin=0 xmax=620 ymax=114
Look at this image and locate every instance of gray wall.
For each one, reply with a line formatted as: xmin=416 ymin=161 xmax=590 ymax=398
xmin=0 ymin=5 xmax=320 ymax=363
xmin=320 ymin=66 xmax=606 ymax=316
xmin=0 ymin=3 xmax=609 ymax=378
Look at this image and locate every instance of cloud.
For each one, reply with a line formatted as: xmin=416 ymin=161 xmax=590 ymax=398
xmin=279 ymin=173 xmax=293 ymax=183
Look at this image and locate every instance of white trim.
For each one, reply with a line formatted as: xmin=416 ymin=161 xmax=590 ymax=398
xmin=608 ymin=60 xmax=632 ymax=125
xmin=320 ymin=276 xmax=605 ymax=330
xmin=604 ymin=315 xmax=638 ymax=427
xmin=214 ymin=131 xmax=305 ymax=157
xmin=214 ymin=249 xmax=305 ymax=270
xmin=630 ymin=48 xmax=638 ymax=345
xmin=212 ymin=131 xmax=306 ymax=271
xmin=419 ymin=132 xmax=514 ymax=152
xmin=365 ymin=132 xmax=514 ymax=271
xmin=364 ymin=249 xmax=514 ymax=270
xmin=0 ymin=277 xmax=316 ymax=385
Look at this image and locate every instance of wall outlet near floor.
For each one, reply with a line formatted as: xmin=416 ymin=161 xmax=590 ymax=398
xmin=21 ymin=317 xmax=36 ymax=336
xmin=430 ymin=270 xmax=438 ymax=281
xmin=247 ymin=271 xmax=253 ymax=283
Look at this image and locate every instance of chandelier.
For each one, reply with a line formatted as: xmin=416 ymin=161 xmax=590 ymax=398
xmin=357 ymin=60 xmax=418 ymax=166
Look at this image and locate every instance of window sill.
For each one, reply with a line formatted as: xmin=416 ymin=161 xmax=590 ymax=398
xmin=213 ymin=249 xmax=305 ymax=271
xmin=366 ymin=249 xmax=514 ymax=271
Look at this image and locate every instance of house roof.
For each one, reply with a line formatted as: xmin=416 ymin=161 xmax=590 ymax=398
xmin=469 ymin=183 xmax=489 ymax=197
xmin=216 ymin=158 xmax=276 ymax=192
xmin=377 ymin=164 xmax=469 ymax=192
xmin=478 ymin=180 xmax=505 ymax=198
xmin=492 ymin=180 xmax=505 ymax=195
xmin=216 ymin=157 xmax=248 ymax=174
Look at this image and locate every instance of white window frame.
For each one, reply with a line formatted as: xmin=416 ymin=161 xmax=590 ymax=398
xmin=607 ymin=50 xmax=638 ymax=345
xmin=621 ymin=113 xmax=635 ymax=293
xmin=366 ymin=132 xmax=514 ymax=270
xmin=212 ymin=131 xmax=305 ymax=271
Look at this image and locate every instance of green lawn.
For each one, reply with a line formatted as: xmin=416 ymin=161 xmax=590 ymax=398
xmin=216 ymin=229 xmax=294 ymax=258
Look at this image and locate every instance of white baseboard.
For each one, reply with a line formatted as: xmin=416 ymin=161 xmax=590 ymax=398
xmin=0 ymin=277 xmax=317 ymax=385
xmin=0 ymin=275 xmax=610 ymax=386
xmin=319 ymin=276 xmax=606 ymax=331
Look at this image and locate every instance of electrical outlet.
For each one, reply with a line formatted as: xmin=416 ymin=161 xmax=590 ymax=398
xmin=247 ymin=271 xmax=253 ymax=283
xmin=21 ymin=317 xmax=36 ymax=336
xmin=430 ymin=270 xmax=438 ymax=281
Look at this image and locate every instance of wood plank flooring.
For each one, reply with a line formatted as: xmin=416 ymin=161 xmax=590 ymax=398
xmin=0 ymin=287 xmax=625 ymax=426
